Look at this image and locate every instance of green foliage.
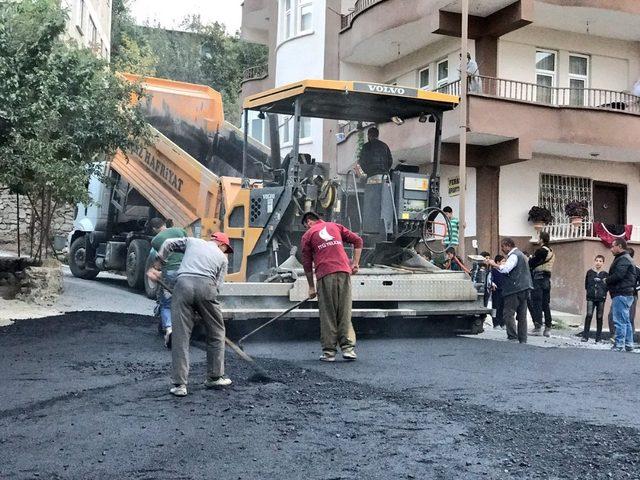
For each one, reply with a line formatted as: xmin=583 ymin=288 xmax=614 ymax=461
xmin=0 ymin=0 xmax=150 ymax=207
xmin=110 ymin=5 xmax=268 ymax=125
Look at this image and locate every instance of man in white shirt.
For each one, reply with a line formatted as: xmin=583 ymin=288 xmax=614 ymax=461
xmin=486 ymin=238 xmax=533 ymax=343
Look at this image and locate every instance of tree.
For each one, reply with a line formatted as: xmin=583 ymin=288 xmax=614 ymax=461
xmin=0 ymin=0 xmax=150 ymax=260
xmin=109 ymin=4 xmax=268 ymax=126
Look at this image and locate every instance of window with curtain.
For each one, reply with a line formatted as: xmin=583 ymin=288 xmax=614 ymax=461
xmin=535 ymin=50 xmax=557 ymax=104
xmin=569 ymin=54 xmax=589 ymax=106
xmin=437 ymin=60 xmax=448 ymax=88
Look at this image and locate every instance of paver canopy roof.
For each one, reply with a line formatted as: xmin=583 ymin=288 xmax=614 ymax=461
xmin=243 ymin=79 xmax=459 ymax=123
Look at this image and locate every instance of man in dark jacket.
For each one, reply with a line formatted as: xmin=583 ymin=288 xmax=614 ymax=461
xmin=603 ymin=238 xmax=636 ymax=352
xmin=358 ymin=127 xmax=393 ymax=177
xmin=486 ymin=238 xmax=533 ymax=343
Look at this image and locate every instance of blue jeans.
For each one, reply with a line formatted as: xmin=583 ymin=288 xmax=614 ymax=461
xmin=611 ymin=295 xmax=634 ymax=348
xmin=160 ymin=270 xmax=179 ymax=330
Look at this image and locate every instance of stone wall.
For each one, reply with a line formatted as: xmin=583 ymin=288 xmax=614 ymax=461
xmin=0 ymin=187 xmax=74 ymax=254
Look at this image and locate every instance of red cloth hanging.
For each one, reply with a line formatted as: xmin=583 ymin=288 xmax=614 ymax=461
xmin=593 ymin=222 xmax=633 ymax=247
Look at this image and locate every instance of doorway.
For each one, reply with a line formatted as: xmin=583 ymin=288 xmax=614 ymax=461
xmin=593 ymin=182 xmax=626 ymax=225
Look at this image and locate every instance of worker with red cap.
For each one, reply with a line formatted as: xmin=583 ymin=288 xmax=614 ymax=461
xmin=147 ymin=231 xmax=233 ymax=397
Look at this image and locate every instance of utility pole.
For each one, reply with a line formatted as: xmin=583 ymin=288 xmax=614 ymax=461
xmin=458 ymin=0 xmax=469 ymax=259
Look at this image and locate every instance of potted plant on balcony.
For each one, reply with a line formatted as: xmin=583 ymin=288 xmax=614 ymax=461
xmin=565 ymin=200 xmax=589 ymax=226
xmin=528 ymin=206 xmax=553 ymax=231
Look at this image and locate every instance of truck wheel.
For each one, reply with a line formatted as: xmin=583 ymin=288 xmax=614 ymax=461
xmin=143 ymin=252 xmax=159 ymax=299
xmin=69 ymin=237 xmax=99 ymax=280
xmin=126 ymin=239 xmax=151 ymax=290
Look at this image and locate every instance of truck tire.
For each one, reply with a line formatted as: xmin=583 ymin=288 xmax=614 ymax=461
xmin=126 ymin=239 xmax=151 ymax=290
xmin=143 ymin=251 xmax=159 ymax=299
xmin=69 ymin=236 xmax=99 ymax=280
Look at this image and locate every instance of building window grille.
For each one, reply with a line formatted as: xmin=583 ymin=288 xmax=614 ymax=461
xmin=539 ymin=173 xmax=592 ymax=223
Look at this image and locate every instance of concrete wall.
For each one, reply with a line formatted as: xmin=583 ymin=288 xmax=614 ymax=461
xmin=439 ymin=164 xmax=477 ymax=238
xmin=499 ymin=155 xmax=640 ymax=238
xmin=381 ymin=38 xmax=475 ymax=88
xmin=499 ymin=26 xmax=640 ymax=91
xmin=0 ymin=189 xmax=74 ymax=254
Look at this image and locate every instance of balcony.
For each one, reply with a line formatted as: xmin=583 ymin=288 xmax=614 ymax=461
xmin=436 ymin=76 xmax=640 ymax=165
xmin=339 ymin=0 xmax=532 ymax=66
xmin=241 ymin=0 xmax=271 ymax=44
xmin=541 ymin=222 xmax=640 ymax=243
xmin=240 ymin=64 xmax=274 ymax=100
xmin=436 ymin=76 xmax=640 ymax=116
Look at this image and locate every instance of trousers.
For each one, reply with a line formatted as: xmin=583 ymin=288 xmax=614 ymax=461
xmin=503 ymin=290 xmax=529 ymax=343
xmin=171 ymin=275 xmax=226 ymax=385
xmin=530 ymin=275 xmax=552 ymax=328
xmin=583 ymin=299 xmax=605 ymax=341
xmin=317 ymin=272 xmax=356 ymax=354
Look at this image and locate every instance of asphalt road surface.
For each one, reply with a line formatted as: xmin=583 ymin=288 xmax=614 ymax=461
xmin=1 ymin=310 xmax=639 ymax=480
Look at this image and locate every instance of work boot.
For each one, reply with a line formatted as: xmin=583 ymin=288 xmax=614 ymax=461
xmin=543 ymin=327 xmax=551 ymax=338
xmin=531 ymin=326 xmax=542 ymax=336
xmin=164 ymin=327 xmax=172 ymax=349
xmin=170 ymin=384 xmax=187 ymax=397
xmin=625 ymin=346 xmax=635 ymax=352
xmin=319 ymin=352 xmax=336 ymax=362
xmin=581 ymin=337 xmax=589 ymax=342
xmin=204 ymin=376 xmax=232 ymax=389
xmin=342 ymin=350 xmax=357 ymax=361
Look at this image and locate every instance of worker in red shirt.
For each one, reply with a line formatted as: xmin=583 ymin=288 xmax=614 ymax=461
xmin=301 ymin=212 xmax=363 ymax=362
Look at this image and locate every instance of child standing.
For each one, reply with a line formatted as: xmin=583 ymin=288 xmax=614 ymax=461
xmin=582 ymin=255 xmax=608 ymax=342
xmin=491 ymin=255 xmax=506 ymax=329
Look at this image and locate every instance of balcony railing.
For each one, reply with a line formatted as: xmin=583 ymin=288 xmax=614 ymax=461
xmin=540 ymin=222 xmax=640 ymax=242
xmin=241 ymin=64 xmax=268 ymax=84
xmin=435 ymin=76 xmax=640 ymax=115
xmin=341 ymin=0 xmax=386 ymax=31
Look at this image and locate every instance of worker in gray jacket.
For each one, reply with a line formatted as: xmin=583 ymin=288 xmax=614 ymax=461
xmin=147 ymin=232 xmax=233 ymax=397
xmin=486 ymin=237 xmax=533 ymax=343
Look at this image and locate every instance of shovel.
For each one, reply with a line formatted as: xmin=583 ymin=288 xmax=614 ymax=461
xmin=238 ymin=298 xmax=310 ymax=349
xmin=156 ymin=278 xmax=272 ymax=383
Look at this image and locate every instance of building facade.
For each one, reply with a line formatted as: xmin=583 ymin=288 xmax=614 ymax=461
xmin=61 ymin=0 xmax=112 ymax=60
xmin=242 ymin=0 xmax=640 ymax=315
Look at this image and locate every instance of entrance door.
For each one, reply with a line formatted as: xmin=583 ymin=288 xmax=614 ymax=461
xmin=593 ymin=182 xmax=626 ymax=225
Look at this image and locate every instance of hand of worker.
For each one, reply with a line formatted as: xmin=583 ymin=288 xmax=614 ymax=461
xmin=308 ymin=286 xmax=317 ymax=299
xmin=146 ymin=267 xmax=161 ymax=282
xmin=351 ymin=263 xmax=359 ymax=275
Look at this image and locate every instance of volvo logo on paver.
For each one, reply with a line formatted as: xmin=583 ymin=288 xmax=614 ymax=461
xmin=354 ymin=82 xmax=417 ymax=97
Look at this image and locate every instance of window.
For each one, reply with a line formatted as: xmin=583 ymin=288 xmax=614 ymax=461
xmin=418 ymin=67 xmax=430 ymax=90
xmin=298 ymin=1 xmax=313 ymax=34
xmin=280 ymin=0 xmax=312 ymax=42
xmin=89 ymin=16 xmax=98 ymax=47
xmin=539 ymin=173 xmax=592 ymax=223
xmin=535 ymin=50 xmax=556 ymax=104
xmin=568 ymin=54 xmax=589 ymax=106
xmin=251 ymin=118 xmax=264 ymax=144
xmin=436 ymin=59 xmax=448 ymax=88
xmin=300 ymin=117 xmax=311 ymax=139
xmin=76 ymin=0 xmax=85 ymax=33
xmin=282 ymin=116 xmax=291 ymax=144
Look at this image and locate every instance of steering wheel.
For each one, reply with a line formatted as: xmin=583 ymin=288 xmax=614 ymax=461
xmin=421 ymin=207 xmax=451 ymax=254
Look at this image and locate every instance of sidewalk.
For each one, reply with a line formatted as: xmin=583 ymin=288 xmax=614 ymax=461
xmin=471 ymin=309 xmax=629 ymax=351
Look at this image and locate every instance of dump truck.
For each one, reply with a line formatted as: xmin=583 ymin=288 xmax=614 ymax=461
xmin=68 ymin=75 xmax=488 ymax=332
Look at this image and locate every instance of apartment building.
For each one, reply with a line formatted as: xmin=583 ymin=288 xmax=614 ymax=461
xmin=61 ymin=0 xmax=112 ymax=59
xmin=242 ymin=0 xmax=640 ymax=315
